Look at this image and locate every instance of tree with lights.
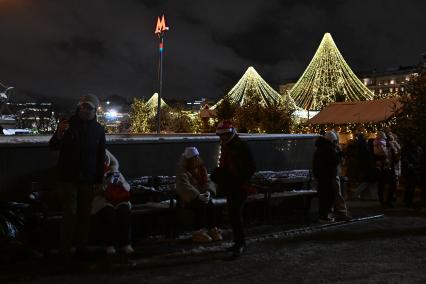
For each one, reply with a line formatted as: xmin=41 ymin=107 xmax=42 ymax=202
xmin=215 ymin=96 xmax=237 ymax=121
xmin=290 ymin=33 xmax=374 ymax=111
xmin=147 ymin=106 xmax=172 ymax=132
xmin=233 ymin=93 xmax=294 ymax=133
xmin=168 ymin=104 xmax=199 ymax=133
xmin=260 ymin=101 xmax=294 ymax=133
xmin=234 ymin=92 xmax=264 ymax=132
xmin=395 ymin=73 xmax=426 ymax=145
xmin=129 ymin=98 xmax=151 ymax=133
xmin=130 ymin=94 xmax=173 ymax=133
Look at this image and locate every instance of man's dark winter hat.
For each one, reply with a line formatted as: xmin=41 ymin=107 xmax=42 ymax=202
xmin=78 ymin=94 xmax=100 ymax=110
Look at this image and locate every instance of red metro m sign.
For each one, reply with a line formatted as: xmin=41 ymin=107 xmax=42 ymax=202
xmin=155 ymin=14 xmax=169 ymax=34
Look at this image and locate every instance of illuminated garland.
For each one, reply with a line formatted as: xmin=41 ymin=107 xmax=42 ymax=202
xmin=290 ymin=33 xmax=374 ymax=110
xmin=213 ymin=66 xmax=298 ymax=109
xmin=146 ymin=93 xmax=168 ymax=110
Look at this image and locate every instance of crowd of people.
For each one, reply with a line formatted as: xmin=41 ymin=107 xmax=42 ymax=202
xmin=48 ymin=94 xmax=424 ymax=260
xmin=313 ymin=127 xmax=425 ymax=223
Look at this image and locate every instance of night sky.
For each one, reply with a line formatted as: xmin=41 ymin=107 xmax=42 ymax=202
xmin=0 ymin=0 xmax=425 ymax=106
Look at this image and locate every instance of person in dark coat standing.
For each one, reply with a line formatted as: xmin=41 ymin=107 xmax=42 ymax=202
xmin=211 ymin=121 xmax=255 ymax=257
xmin=401 ymin=138 xmax=423 ymax=208
xmin=49 ymin=94 xmax=106 ymax=257
xmin=313 ymin=131 xmax=339 ymax=222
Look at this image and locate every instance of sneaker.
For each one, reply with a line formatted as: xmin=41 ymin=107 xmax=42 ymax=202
xmin=121 ymin=244 xmax=134 ymax=255
xmin=106 ymin=246 xmax=116 ymax=255
xmin=192 ymin=230 xmax=212 ymax=243
xmin=209 ymin=227 xmax=223 ymax=241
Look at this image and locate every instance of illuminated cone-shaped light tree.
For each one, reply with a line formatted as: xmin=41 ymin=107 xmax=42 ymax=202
xmin=214 ymin=66 xmax=298 ymax=109
xmin=146 ymin=92 xmax=168 ymax=110
xmin=290 ymin=33 xmax=374 ymax=110
xmin=214 ymin=67 xmax=297 ymax=133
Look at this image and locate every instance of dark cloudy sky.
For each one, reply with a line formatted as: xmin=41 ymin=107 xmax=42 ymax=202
xmin=0 ymin=0 xmax=425 ymax=105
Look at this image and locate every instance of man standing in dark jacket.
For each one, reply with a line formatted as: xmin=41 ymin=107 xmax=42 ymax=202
xmin=211 ymin=121 xmax=255 ymax=257
xmin=313 ymin=131 xmax=339 ymax=222
xmin=49 ymin=94 xmax=106 ymax=256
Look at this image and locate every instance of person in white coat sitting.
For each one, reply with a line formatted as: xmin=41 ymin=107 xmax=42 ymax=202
xmin=92 ymin=149 xmax=134 ymax=255
xmin=176 ymin=147 xmax=222 ymax=243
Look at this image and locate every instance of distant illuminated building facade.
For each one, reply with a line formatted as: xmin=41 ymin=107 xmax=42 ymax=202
xmin=11 ymin=102 xmax=56 ymax=133
xmin=358 ymin=64 xmax=423 ymax=98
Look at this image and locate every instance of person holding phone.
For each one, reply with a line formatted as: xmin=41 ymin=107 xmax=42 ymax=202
xmin=49 ymin=94 xmax=105 ymax=259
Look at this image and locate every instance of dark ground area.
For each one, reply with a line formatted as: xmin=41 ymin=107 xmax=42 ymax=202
xmin=1 ymin=195 xmax=426 ymax=284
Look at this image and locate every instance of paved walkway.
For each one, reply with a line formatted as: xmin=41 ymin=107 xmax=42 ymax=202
xmin=2 ymin=199 xmax=426 ymax=283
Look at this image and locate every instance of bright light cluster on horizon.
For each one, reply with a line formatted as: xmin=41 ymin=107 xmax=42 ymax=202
xmin=290 ymin=33 xmax=374 ymax=111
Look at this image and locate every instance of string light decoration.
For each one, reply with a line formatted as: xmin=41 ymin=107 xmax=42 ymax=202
xmin=213 ymin=66 xmax=298 ymax=109
xmin=290 ymin=33 xmax=374 ymax=110
xmin=146 ymin=92 xmax=168 ymax=110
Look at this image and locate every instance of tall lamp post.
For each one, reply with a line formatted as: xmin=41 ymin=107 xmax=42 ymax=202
xmin=154 ymin=14 xmax=169 ymax=134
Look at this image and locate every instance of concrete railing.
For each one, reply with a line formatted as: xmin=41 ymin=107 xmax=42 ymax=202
xmin=0 ymin=134 xmax=318 ymax=192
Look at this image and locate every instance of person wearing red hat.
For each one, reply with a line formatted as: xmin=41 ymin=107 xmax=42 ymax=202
xmin=211 ymin=121 xmax=255 ymax=257
xmin=175 ymin=147 xmax=222 ymax=243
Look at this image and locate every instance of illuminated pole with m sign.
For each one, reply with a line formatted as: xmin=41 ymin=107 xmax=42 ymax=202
xmin=154 ymin=14 xmax=169 ymax=134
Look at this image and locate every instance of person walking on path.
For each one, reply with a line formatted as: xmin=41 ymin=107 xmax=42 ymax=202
xmin=49 ymin=94 xmax=106 ymax=258
xmin=211 ymin=121 xmax=255 ymax=257
xmin=401 ymin=138 xmax=423 ymax=208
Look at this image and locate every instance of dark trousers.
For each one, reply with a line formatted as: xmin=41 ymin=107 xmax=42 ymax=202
xmin=185 ymin=198 xmax=217 ymax=230
xmin=404 ymin=170 xmax=418 ymax=207
xmin=377 ymin=168 xmax=395 ymax=205
xmin=317 ymin=177 xmax=336 ymax=218
xmin=96 ymin=204 xmax=131 ymax=247
xmin=226 ymin=188 xmax=247 ymax=247
xmin=61 ymin=183 xmax=94 ymax=252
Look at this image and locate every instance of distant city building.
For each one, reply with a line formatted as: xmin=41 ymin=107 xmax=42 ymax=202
xmin=186 ymin=97 xmax=218 ymax=111
xmin=358 ymin=64 xmax=422 ymax=97
xmin=1 ymin=84 xmax=56 ymax=134
xmin=12 ymin=102 xmax=56 ymax=133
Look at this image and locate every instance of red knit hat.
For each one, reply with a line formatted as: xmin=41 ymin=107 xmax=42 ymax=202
xmin=216 ymin=120 xmax=235 ymax=135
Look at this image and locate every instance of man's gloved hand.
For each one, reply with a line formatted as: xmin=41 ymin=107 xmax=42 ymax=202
xmin=198 ymin=191 xmax=211 ymax=204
